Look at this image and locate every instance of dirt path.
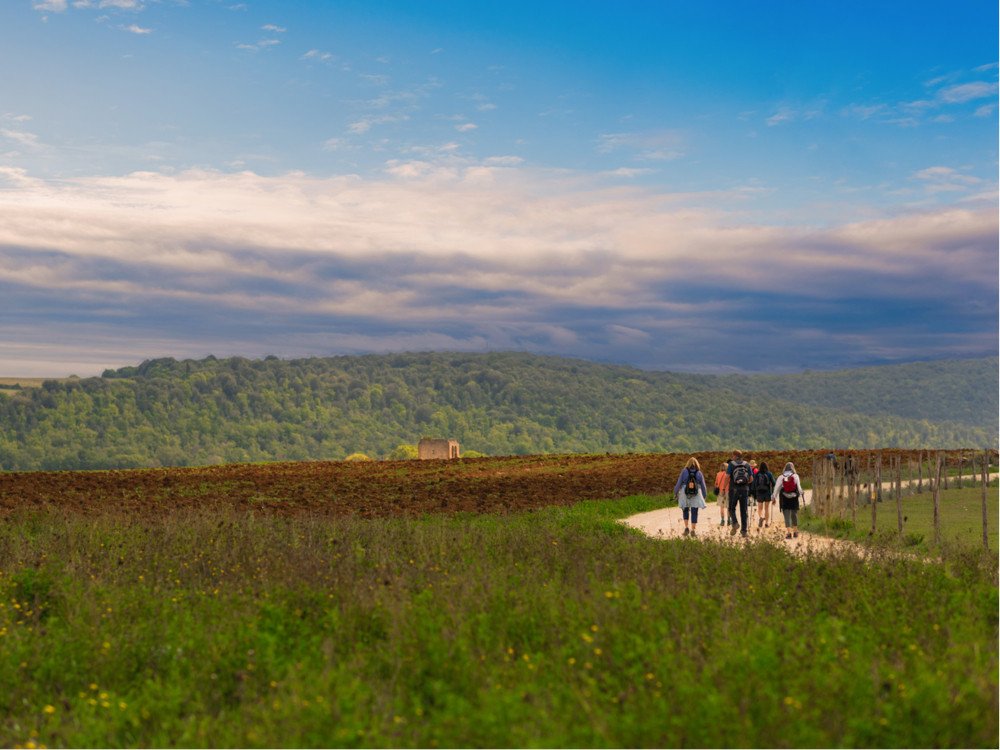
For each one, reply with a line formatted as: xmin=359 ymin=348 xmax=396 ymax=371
xmin=620 ymin=489 xmax=852 ymax=558
xmin=620 ymin=476 xmax=996 ymax=558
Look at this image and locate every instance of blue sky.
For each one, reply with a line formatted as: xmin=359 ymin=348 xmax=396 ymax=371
xmin=1 ymin=0 xmax=997 ymax=376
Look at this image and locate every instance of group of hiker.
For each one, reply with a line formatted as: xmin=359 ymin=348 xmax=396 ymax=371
xmin=671 ymin=450 xmax=803 ymax=539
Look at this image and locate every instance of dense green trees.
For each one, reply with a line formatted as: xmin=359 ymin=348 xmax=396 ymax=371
xmin=0 ymin=352 xmax=994 ymax=471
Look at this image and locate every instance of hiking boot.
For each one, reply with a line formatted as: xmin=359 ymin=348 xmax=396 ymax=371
xmin=682 ymin=527 xmax=690 ymax=537
xmin=729 ymin=523 xmax=738 ymax=536
xmin=741 ymin=530 xmax=747 ymax=537
xmin=690 ymin=530 xmax=697 ymax=538
xmin=719 ymin=518 xmax=726 ymax=526
xmin=758 ymin=518 xmax=764 ymax=528
xmin=785 ymin=533 xmax=792 ymax=539
xmin=793 ymin=532 xmax=799 ymax=538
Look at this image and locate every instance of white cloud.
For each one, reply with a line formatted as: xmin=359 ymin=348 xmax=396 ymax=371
xmin=938 ymin=81 xmax=999 ymax=103
xmin=604 ymin=168 xmax=656 ymax=178
xmin=843 ymin=104 xmax=885 ymax=120
xmin=1 ymin=129 xmax=46 ymax=150
xmin=99 ymin=0 xmax=145 ymax=8
xmin=32 ymin=0 xmax=67 ymax=11
xmin=123 ymin=24 xmax=152 ymax=34
xmin=0 ymin=167 xmax=994 ymax=374
xmin=300 ymin=50 xmax=334 ymax=62
xmin=913 ymin=166 xmax=982 ymax=194
xmin=766 ymin=107 xmax=795 ymax=126
xmin=455 ymin=123 xmax=478 ymax=132
xmin=261 ymin=24 xmax=286 ymax=32
xmin=974 ymin=103 xmax=997 ymax=117
xmin=597 ymin=130 xmax=685 ymax=161
xmin=483 ymin=156 xmax=524 ymax=167
xmin=347 ymin=114 xmax=409 ymax=134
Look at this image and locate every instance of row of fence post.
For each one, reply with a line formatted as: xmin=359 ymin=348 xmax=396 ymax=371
xmin=809 ymin=449 xmax=995 ymax=549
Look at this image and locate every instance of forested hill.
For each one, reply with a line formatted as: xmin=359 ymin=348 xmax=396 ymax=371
xmin=713 ymin=357 xmax=998 ymax=429
xmin=0 ymin=352 xmax=995 ymax=471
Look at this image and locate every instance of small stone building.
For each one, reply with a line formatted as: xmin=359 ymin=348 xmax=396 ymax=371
xmin=418 ymin=438 xmax=460 ymax=460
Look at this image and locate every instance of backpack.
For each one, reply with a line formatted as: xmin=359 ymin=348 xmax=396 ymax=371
xmin=781 ymin=474 xmax=798 ymax=496
xmin=753 ymin=471 xmax=772 ymax=496
xmin=684 ymin=469 xmax=700 ymax=497
xmin=731 ymin=462 xmax=751 ymax=487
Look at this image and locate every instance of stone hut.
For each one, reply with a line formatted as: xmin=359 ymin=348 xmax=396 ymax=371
xmin=418 ymin=438 xmax=460 ymax=460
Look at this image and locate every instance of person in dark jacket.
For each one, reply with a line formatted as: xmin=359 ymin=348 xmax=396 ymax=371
xmin=727 ymin=450 xmax=753 ymax=537
xmin=673 ymin=457 xmax=708 ymax=538
xmin=753 ymin=460 xmax=776 ymax=529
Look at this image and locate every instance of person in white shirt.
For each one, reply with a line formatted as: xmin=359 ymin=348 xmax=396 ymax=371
xmin=772 ymin=461 xmax=803 ymax=539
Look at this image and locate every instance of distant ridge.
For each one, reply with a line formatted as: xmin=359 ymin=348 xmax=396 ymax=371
xmin=0 ymin=352 xmax=995 ymax=471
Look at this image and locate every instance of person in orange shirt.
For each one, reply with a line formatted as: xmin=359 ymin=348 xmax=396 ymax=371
xmin=714 ymin=462 xmax=730 ymax=526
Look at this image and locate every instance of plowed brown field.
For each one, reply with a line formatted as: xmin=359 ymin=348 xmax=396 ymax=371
xmin=0 ymin=449 xmax=928 ymax=519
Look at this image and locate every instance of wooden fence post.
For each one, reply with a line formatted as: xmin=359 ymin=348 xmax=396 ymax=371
xmin=811 ymin=458 xmax=819 ymax=517
xmin=917 ymin=450 xmax=923 ymax=493
xmin=957 ymin=449 xmax=963 ymax=489
xmin=870 ymin=455 xmax=878 ymax=535
xmin=838 ymin=459 xmax=845 ymax=517
xmin=983 ymin=449 xmax=989 ymax=550
xmin=866 ymin=452 xmax=873 ymax=505
xmin=933 ymin=452 xmax=942 ymax=546
xmin=895 ymin=454 xmax=903 ymax=539
xmin=943 ymin=451 xmax=949 ymax=490
xmin=828 ymin=458 xmax=836 ymax=518
xmin=876 ymin=454 xmax=882 ymax=505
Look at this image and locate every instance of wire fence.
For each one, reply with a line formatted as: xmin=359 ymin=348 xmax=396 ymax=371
xmin=809 ymin=449 xmax=999 ymax=548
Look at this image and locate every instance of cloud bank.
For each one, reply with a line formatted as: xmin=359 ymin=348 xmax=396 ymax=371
xmin=0 ymin=164 xmax=995 ymax=375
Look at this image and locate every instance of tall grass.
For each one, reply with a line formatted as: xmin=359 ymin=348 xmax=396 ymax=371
xmin=0 ymin=497 xmax=995 ymax=748
xmin=802 ymin=485 xmax=999 ymax=556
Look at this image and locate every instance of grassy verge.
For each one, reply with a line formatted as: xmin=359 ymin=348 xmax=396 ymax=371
xmin=0 ymin=498 xmax=995 ymax=748
xmin=801 ymin=485 xmax=1000 ymax=556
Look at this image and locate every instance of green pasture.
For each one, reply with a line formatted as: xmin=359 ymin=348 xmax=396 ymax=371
xmin=802 ymin=485 xmax=1000 ymax=555
xmin=0 ymin=497 xmax=995 ymax=749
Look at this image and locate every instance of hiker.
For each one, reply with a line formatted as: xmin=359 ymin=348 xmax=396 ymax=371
xmin=714 ymin=462 xmax=730 ymax=526
xmin=727 ymin=450 xmax=753 ymax=537
xmin=673 ymin=457 xmax=708 ymax=538
xmin=753 ymin=460 xmax=775 ymax=529
xmin=773 ymin=461 xmax=803 ymax=539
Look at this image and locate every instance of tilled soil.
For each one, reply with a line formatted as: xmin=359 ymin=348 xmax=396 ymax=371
xmin=0 ymin=449 xmax=917 ymax=519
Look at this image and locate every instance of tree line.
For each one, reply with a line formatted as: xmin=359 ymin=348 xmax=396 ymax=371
xmin=0 ymin=352 xmax=994 ymax=471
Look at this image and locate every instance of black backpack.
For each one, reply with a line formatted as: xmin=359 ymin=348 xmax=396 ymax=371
xmin=684 ymin=469 xmax=700 ymax=497
xmin=731 ymin=462 xmax=752 ymax=487
xmin=753 ymin=470 xmax=772 ymax=497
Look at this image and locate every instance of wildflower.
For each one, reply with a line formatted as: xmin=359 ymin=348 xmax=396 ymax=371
xmin=43 ymin=705 xmax=56 ymax=714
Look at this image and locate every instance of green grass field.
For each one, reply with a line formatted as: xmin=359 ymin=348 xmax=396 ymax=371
xmin=0 ymin=377 xmax=75 ymax=390
xmin=0 ymin=496 xmax=995 ymax=748
xmin=802 ymin=485 xmax=1000 ymax=555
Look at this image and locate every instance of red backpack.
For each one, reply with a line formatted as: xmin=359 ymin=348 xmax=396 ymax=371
xmin=781 ymin=474 xmax=797 ymax=495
